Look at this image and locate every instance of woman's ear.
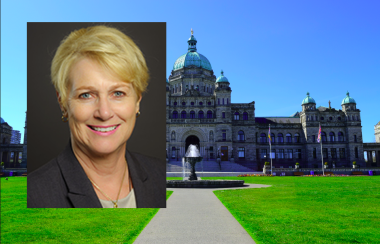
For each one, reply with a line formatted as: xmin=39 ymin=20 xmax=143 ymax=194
xmin=136 ymin=95 xmax=142 ymax=113
xmin=56 ymin=91 xmax=64 ymax=112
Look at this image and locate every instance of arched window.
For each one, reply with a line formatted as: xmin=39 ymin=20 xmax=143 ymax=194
xmin=356 ymin=115 xmax=359 ymax=121
xmin=329 ymin=132 xmax=335 ymax=142
xmin=226 ymin=98 xmax=229 ymax=104
xmin=191 ymin=102 xmax=194 ymax=106
xmin=181 ymin=111 xmax=186 ymax=119
xmin=172 ymin=111 xmax=178 ymax=119
xmin=238 ymin=131 xmax=245 ymax=141
xmin=171 ymin=131 xmax=176 ymax=141
xmin=271 ymin=133 xmax=275 ymax=143
xmin=182 ymin=101 xmax=186 ymax=106
xmin=234 ymin=112 xmax=240 ymax=120
xmin=260 ymin=133 xmax=266 ymax=143
xmin=199 ymin=101 xmax=203 ymax=106
xmin=198 ymin=110 xmax=204 ymax=119
xmin=294 ymin=133 xmax=300 ymax=143
xmin=243 ymin=112 xmax=248 ymax=120
xmin=278 ymin=133 xmax=284 ymax=143
xmin=222 ymin=98 xmax=225 ymax=105
xmin=190 ymin=111 xmax=195 ymax=119
xmin=286 ymin=133 xmax=292 ymax=143
xmin=355 ymin=147 xmax=358 ymax=158
xmin=208 ymin=101 xmax=211 ymax=105
xmin=207 ymin=110 xmax=213 ymax=119
xmin=321 ymin=132 xmax=326 ymax=142
xmin=173 ymin=101 xmax=177 ymax=106
xmin=338 ymin=132 xmax=344 ymax=141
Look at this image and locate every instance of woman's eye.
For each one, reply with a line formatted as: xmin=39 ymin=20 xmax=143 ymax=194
xmin=114 ymin=91 xmax=125 ymax=97
xmin=80 ymin=93 xmax=92 ymax=99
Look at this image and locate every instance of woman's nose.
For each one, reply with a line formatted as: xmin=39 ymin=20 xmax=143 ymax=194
xmin=94 ymin=96 xmax=114 ymax=121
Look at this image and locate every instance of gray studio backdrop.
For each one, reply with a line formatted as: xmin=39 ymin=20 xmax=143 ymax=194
xmin=27 ymin=22 xmax=166 ymax=173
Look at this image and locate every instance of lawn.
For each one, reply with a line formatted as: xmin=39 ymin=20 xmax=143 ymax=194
xmin=1 ymin=177 xmax=172 ymax=244
xmin=202 ymin=176 xmax=380 ymax=244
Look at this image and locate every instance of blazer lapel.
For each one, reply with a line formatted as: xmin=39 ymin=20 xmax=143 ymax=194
xmin=57 ymin=143 xmax=102 ymax=208
xmin=125 ymin=150 xmax=148 ymax=208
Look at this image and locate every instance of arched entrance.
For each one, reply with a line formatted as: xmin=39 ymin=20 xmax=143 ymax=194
xmin=185 ymin=135 xmax=200 ymax=154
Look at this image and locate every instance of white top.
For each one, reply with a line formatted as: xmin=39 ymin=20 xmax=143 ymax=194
xmin=99 ymin=188 xmax=136 ymax=208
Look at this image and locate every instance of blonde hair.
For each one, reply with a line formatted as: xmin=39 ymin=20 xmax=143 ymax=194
xmin=51 ymin=25 xmax=149 ymax=110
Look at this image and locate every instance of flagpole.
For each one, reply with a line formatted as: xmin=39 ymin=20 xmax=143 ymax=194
xmin=320 ymin=122 xmax=324 ymax=176
xmin=270 ymin=124 xmax=272 ymax=175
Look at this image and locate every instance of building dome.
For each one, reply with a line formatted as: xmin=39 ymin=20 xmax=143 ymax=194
xmin=301 ymin=92 xmax=316 ymax=105
xmin=173 ymin=29 xmax=212 ymax=71
xmin=1 ymin=117 xmax=5 ymax=124
xmin=216 ymin=70 xmax=229 ymax=82
xmin=341 ymin=91 xmax=356 ymax=105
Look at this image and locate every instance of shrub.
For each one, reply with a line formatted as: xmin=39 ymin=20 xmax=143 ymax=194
xmin=353 ymin=161 xmax=357 ymax=165
xmin=324 ymin=162 xmax=328 ymax=165
xmin=264 ymin=162 xmax=270 ymax=165
xmin=295 ymin=162 xmax=299 ymax=165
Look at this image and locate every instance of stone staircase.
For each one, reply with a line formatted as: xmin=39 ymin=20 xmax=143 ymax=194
xmin=166 ymin=160 xmax=255 ymax=172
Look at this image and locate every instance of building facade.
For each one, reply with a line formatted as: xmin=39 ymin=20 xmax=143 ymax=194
xmin=166 ymin=31 xmax=376 ymax=170
xmin=10 ymin=130 xmax=21 ymax=144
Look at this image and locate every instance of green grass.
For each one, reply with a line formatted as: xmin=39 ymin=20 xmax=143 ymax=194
xmin=202 ymin=176 xmax=380 ymax=244
xmin=166 ymin=177 xmax=182 ymax=180
xmin=1 ymin=177 xmax=173 ymax=244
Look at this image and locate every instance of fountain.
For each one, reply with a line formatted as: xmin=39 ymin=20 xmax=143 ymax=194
xmin=167 ymin=144 xmax=245 ymax=188
xmin=184 ymin=144 xmax=202 ymax=180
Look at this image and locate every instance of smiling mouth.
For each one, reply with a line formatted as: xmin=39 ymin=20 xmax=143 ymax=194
xmin=88 ymin=125 xmax=119 ymax=132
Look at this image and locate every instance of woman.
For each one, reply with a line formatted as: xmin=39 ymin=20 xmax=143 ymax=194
xmin=27 ymin=25 xmax=166 ymax=208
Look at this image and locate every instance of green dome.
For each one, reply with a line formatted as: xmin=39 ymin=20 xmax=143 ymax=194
xmin=173 ymin=52 xmax=212 ymax=71
xmin=341 ymin=91 xmax=356 ymax=105
xmin=302 ymin=92 xmax=316 ymax=105
xmin=216 ymin=70 xmax=229 ymax=82
xmin=173 ymin=30 xmax=212 ymax=71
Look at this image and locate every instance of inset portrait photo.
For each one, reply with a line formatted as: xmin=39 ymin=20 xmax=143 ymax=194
xmin=27 ymin=22 xmax=166 ymax=208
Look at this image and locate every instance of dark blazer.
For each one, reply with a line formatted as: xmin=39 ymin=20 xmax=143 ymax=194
xmin=27 ymin=143 xmax=166 ymax=208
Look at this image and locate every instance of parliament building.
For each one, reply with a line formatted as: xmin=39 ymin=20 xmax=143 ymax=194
xmin=166 ymin=31 xmax=379 ymax=170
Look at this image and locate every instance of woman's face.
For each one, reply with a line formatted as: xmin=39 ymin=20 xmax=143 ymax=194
xmin=64 ymin=57 xmax=141 ymax=156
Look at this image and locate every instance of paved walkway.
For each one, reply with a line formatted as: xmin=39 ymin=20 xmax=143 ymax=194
xmin=134 ymin=183 xmax=271 ymax=244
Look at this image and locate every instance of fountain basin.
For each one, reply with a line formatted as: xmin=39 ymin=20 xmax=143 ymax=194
xmin=167 ymin=180 xmax=245 ymax=188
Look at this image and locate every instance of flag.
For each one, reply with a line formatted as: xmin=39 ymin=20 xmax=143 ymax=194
xmin=268 ymin=125 xmax=271 ymax=145
xmin=317 ymin=124 xmax=321 ymax=143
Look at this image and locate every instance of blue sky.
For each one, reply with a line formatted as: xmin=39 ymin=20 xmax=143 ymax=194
xmin=1 ymin=0 xmax=379 ymax=142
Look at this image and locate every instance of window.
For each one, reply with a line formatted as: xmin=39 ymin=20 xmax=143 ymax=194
xmin=218 ymin=98 xmax=220 ymax=105
xmin=338 ymin=132 xmax=344 ymax=141
xmin=208 ymin=101 xmax=211 ymax=105
xmin=286 ymin=133 xmax=292 ymax=143
xmin=329 ymin=117 xmax=333 ymax=121
xmin=329 ymin=132 xmax=335 ymax=142
xmin=181 ymin=111 xmax=186 ymax=119
xmin=191 ymin=102 xmax=194 ymax=106
xmin=271 ymin=149 xmax=276 ymax=159
xmin=278 ymin=133 xmax=284 ymax=143
xmin=172 ymin=111 xmax=178 ymax=119
xmin=287 ymin=149 xmax=293 ymax=159
xmin=199 ymin=111 xmax=204 ymax=119
xmin=196 ymin=85 xmax=199 ymax=91
xmin=295 ymin=149 xmax=302 ymax=159
xmin=222 ymin=132 xmax=226 ymax=141
xmin=331 ymin=148 xmax=337 ymax=158
xmin=323 ymin=148 xmax=328 ymax=158
xmin=238 ymin=131 xmax=245 ymax=141
xmin=222 ymin=112 xmax=225 ymax=118
xmin=320 ymin=117 xmax=324 ymax=120
xmin=312 ymin=135 xmax=315 ymax=142
xmin=174 ymin=101 xmax=177 ymax=106
xmin=182 ymin=102 xmax=186 ymax=106
xmin=321 ymin=132 xmax=326 ymax=142
xmin=338 ymin=117 xmax=341 ymax=121
xmin=354 ymin=135 xmax=357 ymax=142
xmin=313 ymin=148 xmax=316 ymax=158
xmin=260 ymin=133 xmax=266 ymax=143
xmin=339 ymin=148 xmax=346 ymax=159
xmin=261 ymin=149 xmax=267 ymax=159
xmin=278 ymin=149 xmax=284 ymax=159
xmin=294 ymin=133 xmax=300 ymax=143
xmin=364 ymin=151 xmax=368 ymax=162
xmin=355 ymin=147 xmax=358 ymax=158
xmin=311 ymin=116 xmax=314 ymax=121
xmin=238 ymin=148 xmax=245 ymax=158
xmin=190 ymin=111 xmax=195 ymax=119
xmin=199 ymin=101 xmax=203 ymax=106
xmin=234 ymin=112 xmax=240 ymax=120
xmin=271 ymin=133 xmax=275 ymax=143
xmin=243 ymin=112 xmax=248 ymax=120
xmin=207 ymin=87 xmax=208 ymax=92
xmin=222 ymin=98 xmax=224 ymax=105
xmin=226 ymin=98 xmax=229 ymax=104
xmin=207 ymin=110 xmax=213 ymax=119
